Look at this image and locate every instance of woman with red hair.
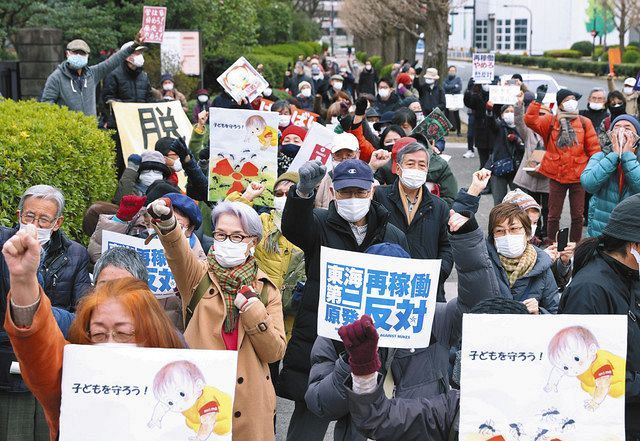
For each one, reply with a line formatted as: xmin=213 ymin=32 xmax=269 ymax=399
xmin=2 ymin=226 xmax=185 ymax=441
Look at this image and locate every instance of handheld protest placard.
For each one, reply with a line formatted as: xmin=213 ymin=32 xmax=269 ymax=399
xmin=208 ymin=108 xmax=278 ymax=206
xmin=59 ymin=345 xmax=237 ymax=441
xmin=286 ymin=122 xmax=335 ymax=174
xmin=411 ymin=108 xmax=454 ymax=142
xmin=317 ymin=246 xmax=440 ymax=349
xmin=142 ymin=6 xmax=167 ymax=43
xmin=217 ymin=57 xmax=269 ymax=104
xmin=459 ymin=314 xmax=626 ymax=441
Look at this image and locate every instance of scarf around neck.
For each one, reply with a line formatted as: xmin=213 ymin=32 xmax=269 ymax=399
xmin=498 ymin=243 xmax=537 ymax=288
xmin=207 ymin=248 xmax=259 ymax=333
xmin=556 ymin=111 xmax=579 ymax=148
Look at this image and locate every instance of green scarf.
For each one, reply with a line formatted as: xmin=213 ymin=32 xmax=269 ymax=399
xmin=498 ymin=243 xmax=537 ymax=288
xmin=207 ymin=247 xmax=259 ymax=333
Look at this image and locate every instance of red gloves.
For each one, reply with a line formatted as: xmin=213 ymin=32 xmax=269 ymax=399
xmin=507 ymin=133 xmax=517 ymax=142
xmin=116 ymin=195 xmax=147 ymax=222
xmin=337 ymin=315 xmax=381 ymax=376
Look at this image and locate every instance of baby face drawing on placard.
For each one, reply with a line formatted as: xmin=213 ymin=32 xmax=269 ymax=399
xmin=225 ymin=65 xmax=252 ymax=93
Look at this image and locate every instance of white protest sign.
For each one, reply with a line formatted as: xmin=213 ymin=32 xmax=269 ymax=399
xmin=60 ymin=345 xmax=237 ymax=441
xmin=208 ymin=108 xmax=278 ymax=206
xmin=460 ymin=314 xmax=626 ymax=441
xmin=472 ymin=53 xmax=495 ymax=84
xmin=318 ymin=246 xmax=440 ymax=349
xmin=489 ymin=85 xmax=521 ymax=105
xmin=217 ymin=57 xmax=269 ymax=104
xmin=101 ymin=231 xmax=176 ymax=299
xmin=286 ymin=122 xmax=335 ymax=173
xmin=445 ymin=94 xmax=464 ymax=110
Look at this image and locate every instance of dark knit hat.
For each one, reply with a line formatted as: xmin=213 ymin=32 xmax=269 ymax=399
xmin=556 ymin=88 xmax=582 ymax=105
xmin=166 ymin=193 xmax=202 ymax=230
xmin=611 ymin=114 xmax=640 ymax=135
xmin=603 ymin=193 xmax=640 ymax=242
xmin=160 ymin=73 xmax=174 ymax=83
xmin=154 ymin=137 xmax=175 ymax=156
xmin=138 ymin=151 xmax=171 ymax=178
xmin=145 ymin=180 xmax=181 ymax=203
xmin=470 ymin=297 xmax=529 ymax=314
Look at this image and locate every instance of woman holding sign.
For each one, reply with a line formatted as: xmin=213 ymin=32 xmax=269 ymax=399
xmin=2 ymin=225 xmax=186 ymax=441
xmin=146 ymin=198 xmax=286 ymax=441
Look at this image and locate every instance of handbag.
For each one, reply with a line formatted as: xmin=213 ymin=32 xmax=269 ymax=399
xmin=491 ymin=157 xmax=516 ymax=177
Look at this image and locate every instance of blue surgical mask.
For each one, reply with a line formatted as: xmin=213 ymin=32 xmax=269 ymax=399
xmin=67 ymin=54 xmax=88 ymax=70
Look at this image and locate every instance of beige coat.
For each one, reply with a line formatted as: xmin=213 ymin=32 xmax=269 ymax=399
xmin=158 ymin=224 xmax=286 ymax=441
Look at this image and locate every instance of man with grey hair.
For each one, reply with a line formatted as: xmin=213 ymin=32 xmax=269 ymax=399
xmin=373 ymin=138 xmax=453 ymax=302
xmin=93 ymin=246 xmax=149 ymax=285
xmin=0 ymin=184 xmax=91 ymax=440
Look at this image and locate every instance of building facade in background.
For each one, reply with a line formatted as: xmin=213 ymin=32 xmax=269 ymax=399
xmin=449 ymin=0 xmax=624 ymax=55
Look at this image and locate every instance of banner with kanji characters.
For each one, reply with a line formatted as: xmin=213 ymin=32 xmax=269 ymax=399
xmin=472 ymin=53 xmax=495 ymax=84
xmin=217 ymin=57 xmax=269 ymax=104
xmin=208 ymin=108 xmax=278 ymax=206
xmin=142 ymin=6 xmax=167 ymax=43
xmin=459 ymin=314 xmax=626 ymax=441
xmin=318 ymin=246 xmax=440 ymax=349
xmin=101 ymin=231 xmax=176 ymax=299
xmin=259 ymin=99 xmax=319 ymax=129
xmin=287 ymin=122 xmax=335 ymax=173
xmin=111 ymin=101 xmax=192 ymax=189
xmin=60 ymin=345 xmax=237 ymax=441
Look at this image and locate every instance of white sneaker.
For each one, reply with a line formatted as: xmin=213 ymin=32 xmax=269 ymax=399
xmin=462 ymin=150 xmax=475 ymax=159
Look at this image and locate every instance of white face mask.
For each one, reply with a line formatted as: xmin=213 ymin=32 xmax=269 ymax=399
xmin=139 ymin=170 xmax=164 ymax=187
xmin=301 ymin=88 xmax=312 ymax=98
xmin=624 ymin=87 xmax=634 ymax=96
xmin=336 ymin=197 xmax=371 ymax=223
xmin=399 ymin=167 xmax=427 ymax=189
xmin=415 ymin=112 xmax=424 ymax=124
xmin=425 ymin=78 xmax=435 ymax=85
xmin=589 ymin=102 xmax=604 ymax=111
xmin=333 ymin=82 xmax=343 ymax=91
xmin=562 ymin=99 xmax=578 ymax=113
xmin=368 ymin=121 xmax=379 ymax=135
xmin=495 ymin=234 xmax=527 ymax=258
xmin=198 ymin=94 xmax=209 ymax=103
xmin=131 ymin=54 xmax=144 ymax=68
xmin=273 ymin=196 xmax=286 ymax=213
xmin=20 ymin=222 xmax=53 ymax=246
xmin=530 ymin=224 xmax=537 ymax=239
xmin=162 ymin=83 xmax=174 ymax=91
xmin=630 ymin=247 xmax=640 ymax=268
xmin=213 ymin=239 xmax=249 ymax=268
xmin=279 ymin=114 xmax=291 ymax=127
xmin=502 ymin=112 xmax=515 ymax=127
xmin=379 ymin=88 xmax=390 ymax=99
xmin=263 ymin=87 xmax=272 ymax=96
xmin=482 ymin=84 xmax=490 ymax=92
xmin=172 ymin=159 xmax=183 ymax=173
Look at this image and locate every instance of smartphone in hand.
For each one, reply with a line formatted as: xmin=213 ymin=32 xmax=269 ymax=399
xmin=557 ymin=228 xmax=569 ymax=252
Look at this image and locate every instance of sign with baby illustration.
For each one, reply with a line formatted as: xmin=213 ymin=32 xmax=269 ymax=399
xmin=208 ymin=108 xmax=278 ymax=206
xmin=459 ymin=314 xmax=626 ymax=441
xmin=217 ymin=57 xmax=268 ymax=104
xmin=59 ymin=345 xmax=237 ymax=441
xmin=317 ymin=246 xmax=440 ymax=349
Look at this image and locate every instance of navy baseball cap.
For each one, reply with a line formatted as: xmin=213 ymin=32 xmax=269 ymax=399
xmin=332 ymin=159 xmax=374 ymax=191
xmin=365 ymin=243 xmax=410 ymax=258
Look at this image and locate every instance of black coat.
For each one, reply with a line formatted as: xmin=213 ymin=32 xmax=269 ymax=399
xmin=559 ymin=250 xmax=640 ymax=433
xmin=278 ymin=188 xmax=409 ymax=401
xmin=102 ymin=62 xmax=153 ymax=127
xmin=579 ymin=108 xmax=609 ymax=134
xmin=374 ymin=92 xmax=401 ymax=114
xmin=211 ymin=91 xmax=253 ymax=110
xmin=414 ymin=80 xmax=446 ymax=115
xmin=373 ymin=180 xmax=453 ymax=301
xmin=358 ymin=69 xmax=378 ymax=96
xmin=0 ymin=226 xmax=91 ymax=392
xmin=487 ymin=119 xmax=525 ymax=171
xmin=463 ymin=88 xmax=495 ymax=151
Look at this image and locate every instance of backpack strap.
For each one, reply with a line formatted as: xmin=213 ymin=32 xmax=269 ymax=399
xmin=185 ymin=273 xmax=213 ymax=329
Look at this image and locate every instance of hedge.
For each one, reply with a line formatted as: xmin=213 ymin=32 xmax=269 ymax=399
xmin=542 ymin=49 xmax=582 ymax=59
xmin=0 ymin=99 xmax=117 ymax=242
xmin=379 ymin=63 xmax=394 ymax=82
xmin=570 ymin=41 xmax=594 ymax=56
xmin=494 ymin=53 xmax=640 ymax=78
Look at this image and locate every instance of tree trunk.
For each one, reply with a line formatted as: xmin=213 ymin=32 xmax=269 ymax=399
xmin=618 ymin=0 xmax=627 ymax=57
xmin=422 ymin=10 xmax=449 ymax=78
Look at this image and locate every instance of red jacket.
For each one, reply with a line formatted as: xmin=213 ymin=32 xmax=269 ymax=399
xmin=524 ymin=101 xmax=600 ymax=184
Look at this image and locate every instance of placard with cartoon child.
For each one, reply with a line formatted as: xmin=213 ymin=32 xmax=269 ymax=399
xmin=217 ymin=57 xmax=268 ymax=104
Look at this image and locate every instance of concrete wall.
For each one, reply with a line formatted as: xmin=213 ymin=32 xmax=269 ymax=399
xmin=15 ymin=28 xmax=63 ymax=99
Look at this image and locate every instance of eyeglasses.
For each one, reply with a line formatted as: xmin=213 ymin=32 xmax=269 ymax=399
xmin=88 ymin=329 xmax=136 ymax=343
xmin=19 ymin=211 xmax=59 ymax=228
xmin=336 ymin=189 xmax=370 ymax=199
xmin=213 ymin=232 xmax=254 ymax=243
xmin=493 ymin=225 xmax=525 ymax=237
xmin=332 ymin=151 xmax=358 ymax=161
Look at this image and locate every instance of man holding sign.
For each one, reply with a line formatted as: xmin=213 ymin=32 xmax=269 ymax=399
xmin=278 ymin=159 xmax=408 ymax=441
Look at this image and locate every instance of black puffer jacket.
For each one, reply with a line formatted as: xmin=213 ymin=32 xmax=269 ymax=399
xmin=0 ymin=226 xmax=91 ymax=392
xmin=463 ymin=85 xmax=495 ymax=151
xmin=102 ymin=61 xmax=154 ymax=127
xmin=487 ymin=118 xmax=525 ymax=172
xmin=414 ymin=79 xmax=446 ymax=115
xmin=559 ymin=250 xmax=640 ymax=434
xmin=373 ymin=180 xmax=453 ymax=302
xmin=278 ymin=188 xmax=409 ymax=402
xmin=358 ymin=69 xmax=378 ymax=96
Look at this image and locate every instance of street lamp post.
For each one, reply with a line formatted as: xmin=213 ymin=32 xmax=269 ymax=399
xmin=503 ymin=4 xmax=533 ymax=55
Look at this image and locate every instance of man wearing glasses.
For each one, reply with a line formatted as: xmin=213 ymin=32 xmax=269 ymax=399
xmin=277 ymin=159 xmax=409 ymax=441
xmin=0 ymin=185 xmax=91 ymax=441
xmin=41 ymin=29 xmax=146 ymax=117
